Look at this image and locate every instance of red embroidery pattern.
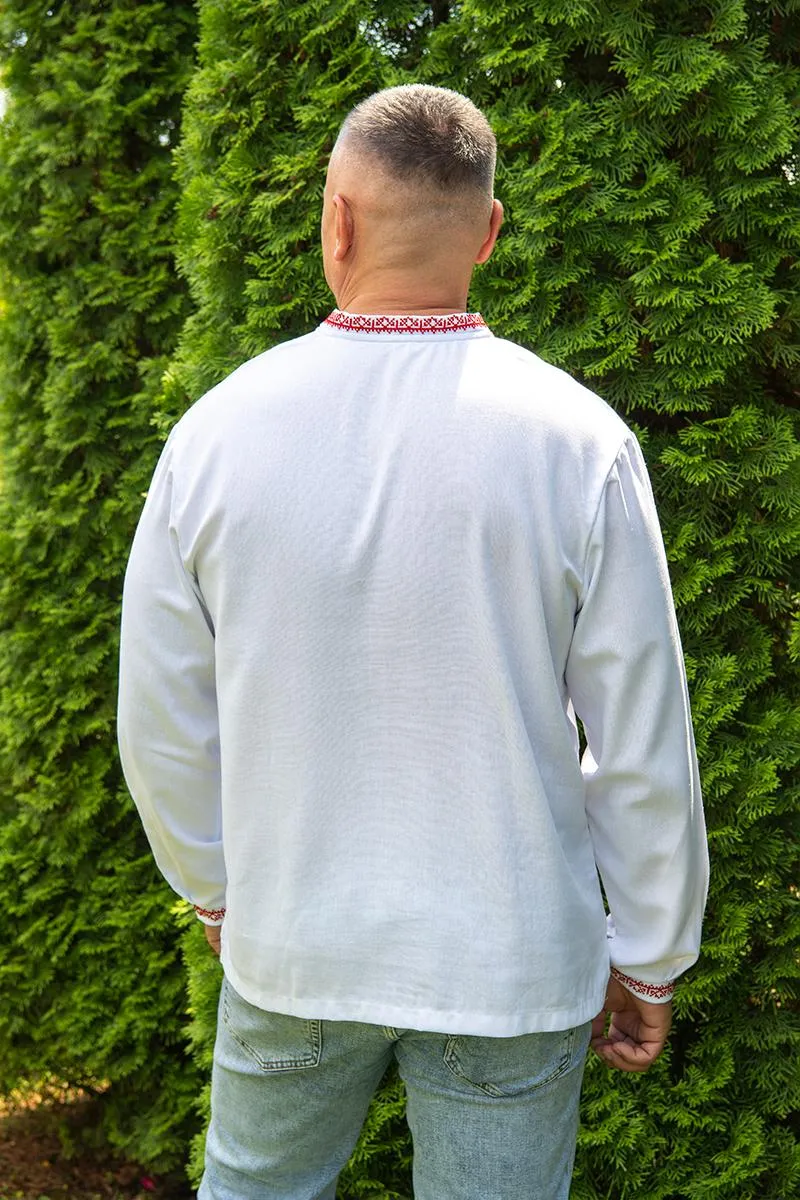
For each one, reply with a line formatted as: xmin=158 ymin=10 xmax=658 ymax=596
xmin=611 ymin=967 xmax=674 ymax=1000
xmin=194 ymin=905 xmax=226 ymax=921
xmin=324 ymin=310 xmax=486 ymax=335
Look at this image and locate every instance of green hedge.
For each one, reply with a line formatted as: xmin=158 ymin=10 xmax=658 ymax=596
xmin=0 ymin=0 xmax=202 ymax=1170
xmin=166 ymin=4 xmax=417 ymax=1189
xmin=1 ymin=0 xmax=798 ymax=1193
xmin=168 ymin=1 xmax=800 ymax=1196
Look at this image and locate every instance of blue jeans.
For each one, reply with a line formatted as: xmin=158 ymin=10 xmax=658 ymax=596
xmin=199 ymin=975 xmax=592 ymax=1200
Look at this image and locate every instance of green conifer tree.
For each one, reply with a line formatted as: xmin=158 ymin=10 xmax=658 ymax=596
xmin=167 ymin=0 xmax=800 ymax=1193
xmin=166 ymin=5 xmax=416 ymax=1189
xmin=432 ymin=4 xmax=800 ymax=1193
xmin=0 ymin=0 xmax=202 ymax=1170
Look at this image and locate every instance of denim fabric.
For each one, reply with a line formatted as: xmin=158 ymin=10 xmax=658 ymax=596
xmin=199 ymin=975 xmax=592 ymax=1200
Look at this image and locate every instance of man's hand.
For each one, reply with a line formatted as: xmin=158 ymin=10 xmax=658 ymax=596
xmin=203 ymin=923 xmax=222 ymax=956
xmin=590 ymin=975 xmax=672 ymax=1072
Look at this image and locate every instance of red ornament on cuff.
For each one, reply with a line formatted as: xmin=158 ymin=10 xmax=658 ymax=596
xmin=194 ymin=905 xmax=226 ymax=921
xmin=610 ymin=966 xmax=674 ymax=1000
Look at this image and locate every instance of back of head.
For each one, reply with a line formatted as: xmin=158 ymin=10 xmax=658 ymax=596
xmin=324 ymin=84 xmax=501 ymax=311
xmin=337 ymin=84 xmax=496 ymax=207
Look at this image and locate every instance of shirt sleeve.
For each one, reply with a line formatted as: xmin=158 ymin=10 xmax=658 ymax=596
xmin=565 ymin=435 xmax=709 ymax=1002
xmin=117 ymin=432 xmax=227 ymax=923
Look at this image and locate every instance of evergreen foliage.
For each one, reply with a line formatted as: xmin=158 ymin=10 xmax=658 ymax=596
xmin=167 ymin=1 xmax=800 ymax=1195
xmin=0 ymin=0 xmax=202 ymax=1169
xmin=1 ymin=0 xmax=796 ymax=1193
xmin=167 ymin=6 xmax=416 ymax=1187
xmin=442 ymin=5 xmax=800 ymax=1194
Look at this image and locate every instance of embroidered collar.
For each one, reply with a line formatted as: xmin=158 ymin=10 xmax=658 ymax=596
xmin=324 ymin=310 xmax=487 ymax=335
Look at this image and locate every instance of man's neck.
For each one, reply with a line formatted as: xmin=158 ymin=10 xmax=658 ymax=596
xmin=340 ymin=304 xmax=468 ymax=314
xmin=333 ymin=279 xmax=472 ymax=316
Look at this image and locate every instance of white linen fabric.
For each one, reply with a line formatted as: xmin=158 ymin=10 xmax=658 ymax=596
xmin=118 ymin=312 xmax=708 ymax=1036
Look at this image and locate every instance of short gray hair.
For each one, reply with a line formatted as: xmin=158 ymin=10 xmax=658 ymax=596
xmin=338 ymin=84 xmax=496 ymax=198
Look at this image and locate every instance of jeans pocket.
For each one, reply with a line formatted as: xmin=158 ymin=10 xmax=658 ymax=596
xmin=221 ymin=978 xmax=323 ymax=1072
xmin=443 ymin=1024 xmax=587 ymax=1098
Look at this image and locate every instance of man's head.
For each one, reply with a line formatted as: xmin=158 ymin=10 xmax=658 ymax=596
xmin=321 ymin=85 xmax=503 ymax=313
xmin=339 ymin=84 xmax=496 ymax=206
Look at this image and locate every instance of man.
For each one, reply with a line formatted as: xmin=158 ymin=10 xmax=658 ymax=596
xmin=118 ymin=84 xmax=709 ymax=1199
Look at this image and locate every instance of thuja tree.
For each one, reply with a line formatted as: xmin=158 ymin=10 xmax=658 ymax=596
xmin=166 ymin=4 xmax=422 ymax=1190
xmin=167 ymin=0 xmax=799 ymax=1195
xmin=0 ymin=0 xmax=202 ymax=1170
xmin=431 ymin=2 xmax=800 ymax=1196
xmin=160 ymin=0 xmax=440 ymax=419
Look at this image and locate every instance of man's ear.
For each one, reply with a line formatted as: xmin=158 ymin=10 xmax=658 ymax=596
xmin=475 ymin=199 xmax=504 ymax=265
xmin=332 ymin=193 xmax=354 ymax=261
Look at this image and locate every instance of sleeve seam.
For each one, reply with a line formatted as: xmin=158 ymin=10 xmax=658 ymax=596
xmin=577 ymin=434 xmax=631 ymax=608
xmin=166 ymin=439 xmax=216 ymax=637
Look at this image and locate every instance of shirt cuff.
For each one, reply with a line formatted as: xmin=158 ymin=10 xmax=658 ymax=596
xmin=194 ymin=905 xmax=226 ymax=926
xmin=610 ymin=966 xmax=675 ymax=1003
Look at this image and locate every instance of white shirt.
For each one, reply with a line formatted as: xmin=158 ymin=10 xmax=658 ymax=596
xmin=118 ymin=311 xmax=708 ymax=1036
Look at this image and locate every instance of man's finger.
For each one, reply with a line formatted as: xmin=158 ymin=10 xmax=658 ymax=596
xmin=593 ymin=1030 xmax=666 ymax=1071
xmin=596 ymin=1040 xmax=659 ymax=1072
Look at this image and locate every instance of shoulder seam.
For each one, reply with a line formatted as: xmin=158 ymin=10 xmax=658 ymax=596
xmin=577 ymin=434 xmax=634 ymax=605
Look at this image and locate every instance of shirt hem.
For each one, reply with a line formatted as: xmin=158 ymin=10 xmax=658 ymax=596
xmin=221 ymin=952 xmax=605 ymax=1037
